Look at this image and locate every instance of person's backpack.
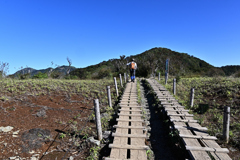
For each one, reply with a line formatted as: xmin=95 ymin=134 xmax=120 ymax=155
xmin=130 ymin=62 xmax=135 ymax=69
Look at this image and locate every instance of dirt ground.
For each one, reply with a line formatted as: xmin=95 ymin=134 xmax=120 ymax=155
xmin=0 ymin=92 xmax=95 ymax=160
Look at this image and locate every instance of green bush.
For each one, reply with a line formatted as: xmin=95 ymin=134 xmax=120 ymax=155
xmin=32 ymin=72 xmax=48 ymax=79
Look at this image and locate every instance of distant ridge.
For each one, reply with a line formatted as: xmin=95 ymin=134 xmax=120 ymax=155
xmin=12 ymin=65 xmax=76 ymax=78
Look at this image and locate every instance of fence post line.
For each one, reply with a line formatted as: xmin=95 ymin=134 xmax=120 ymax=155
xmin=173 ymin=79 xmax=176 ymax=95
xmin=158 ymin=72 xmax=160 ymax=81
xmin=223 ymin=106 xmax=230 ymax=143
xmin=119 ymin=74 xmax=123 ymax=87
xmin=93 ymin=99 xmax=102 ymax=141
xmin=165 ymin=72 xmax=168 ymax=85
xmin=107 ymin=86 xmax=112 ymax=108
xmin=114 ymin=77 xmax=119 ymax=97
xmin=190 ymin=88 xmax=194 ymax=107
xmin=124 ymin=73 xmax=126 ymax=83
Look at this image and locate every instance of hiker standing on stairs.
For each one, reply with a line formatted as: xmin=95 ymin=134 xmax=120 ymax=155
xmin=127 ymin=58 xmax=137 ymax=82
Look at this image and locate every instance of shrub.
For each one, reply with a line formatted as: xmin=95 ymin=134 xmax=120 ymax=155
xmin=32 ymin=72 xmax=48 ymax=79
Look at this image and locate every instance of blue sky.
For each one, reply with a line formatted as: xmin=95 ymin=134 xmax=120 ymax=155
xmin=0 ymin=0 xmax=239 ymax=74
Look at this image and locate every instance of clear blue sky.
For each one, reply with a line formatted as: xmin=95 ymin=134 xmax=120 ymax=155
xmin=1 ymin=0 xmax=239 ymax=75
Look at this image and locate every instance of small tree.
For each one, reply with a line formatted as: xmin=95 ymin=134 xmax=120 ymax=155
xmin=66 ymin=57 xmax=72 ymax=76
xmin=0 ymin=62 xmax=9 ymax=78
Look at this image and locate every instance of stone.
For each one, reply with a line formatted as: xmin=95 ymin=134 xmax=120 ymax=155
xmin=36 ymin=109 xmax=46 ymax=117
xmin=21 ymin=128 xmax=51 ymax=153
xmin=0 ymin=126 xmax=14 ymax=132
xmin=87 ymin=136 xmax=100 ymax=146
xmin=101 ymin=113 xmax=109 ymax=119
xmin=9 ymin=157 xmax=17 ymax=159
xmin=13 ymin=130 xmax=20 ymax=135
xmin=229 ymin=147 xmax=237 ymax=152
xmin=69 ymin=156 xmax=74 ymax=160
xmin=102 ymin=131 xmax=111 ymax=139
xmin=30 ymin=157 xmax=38 ymax=160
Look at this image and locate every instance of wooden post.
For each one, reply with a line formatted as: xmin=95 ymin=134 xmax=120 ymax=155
xmin=158 ymin=72 xmax=160 ymax=81
xmin=124 ymin=73 xmax=126 ymax=83
xmin=173 ymin=79 xmax=176 ymax=95
xmin=119 ymin=74 xmax=123 ymax=87
xmin=127 ymin=74 xmax=129 ymax=82
xmin=114 ymin=77 xmax=119 ymax=97
xmin=223 ymin=106 xmax=230 ymax=143
xmin=165 ymin=72 xmax=168 ymax=85
xmin=190 ymin=88 xmax=194 ymax=107
xmin=107 ymin=86 xmax=112 ymax=108
xmin=94 ymin=99 xmax=102 ymax=140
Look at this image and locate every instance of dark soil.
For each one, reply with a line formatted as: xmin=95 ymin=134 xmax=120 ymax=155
xmin=0 ymin=92 xmax=94 ymax=159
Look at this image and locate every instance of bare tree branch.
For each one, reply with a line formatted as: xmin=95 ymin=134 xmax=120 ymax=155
xmin=66 ymin=57 xmax=72 ymax=75
xmin=0 ymin=62 xmax=9 ymax=78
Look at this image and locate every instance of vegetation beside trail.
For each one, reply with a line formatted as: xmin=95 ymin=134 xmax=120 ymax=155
xmin=159 ymin=76 xmax=240 ymax=159
xmin=0 ymin=78 xmax=123 ymax=159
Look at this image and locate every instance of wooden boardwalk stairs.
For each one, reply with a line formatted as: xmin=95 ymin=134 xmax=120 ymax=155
xmin=147 ymin=78 xmax=232 ymax=160
xmin=106 ymin=82 xmax=149 ymax=160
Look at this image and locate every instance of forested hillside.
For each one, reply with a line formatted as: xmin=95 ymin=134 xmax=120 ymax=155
xmin=70 ymin=47 xmax=220 ymax=79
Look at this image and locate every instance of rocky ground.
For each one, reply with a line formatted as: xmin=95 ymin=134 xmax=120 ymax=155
xmin=0 ymin=92 xmax=96 ymax=160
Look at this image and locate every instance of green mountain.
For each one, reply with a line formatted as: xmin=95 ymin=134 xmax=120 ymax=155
xmin=70 ymin=47 xmax=225 ymax=79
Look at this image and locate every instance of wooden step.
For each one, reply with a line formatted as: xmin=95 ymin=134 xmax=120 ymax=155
xmin=167 ymin=113 xmax=194 ymax=117
xmin=109 ymin=144 xmax=149 ymax=150
xmin=112 ymin=133 xmax=147 ymax=138
xmin=113 ymin=125 xmax=145 ymax=129
xmin=118 ymin=113 xmax=143 ymax=116
xmin=170 ymin=119 xmax=198 ymax=123
xmin=116 ymin=118 xmax=144 ymax=122
xmin=165 ymin=109 xmax=189 ymax=112
xmin=163 ymin=105 xmax=185 ymax=108
xmin=186 ymin=146 xmax=229 ymax=153
xmin=120 ymin=105 xmax=142 ymax=108
xmin=179 ymin=134 xmax=217 ymax=140
xmin=118 ymin=109 xmax=142 ymax=112
xmin=105 ymin=158 xmax=135 ymax=160
xmin=174 ymin=125 xmax=208 ymax=131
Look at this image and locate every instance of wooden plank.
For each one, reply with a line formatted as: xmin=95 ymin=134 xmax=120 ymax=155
xmin=170 ymin=119 xmax=198 ymax=123
xmin=109 ymin=144 xmax=149 ymax=150
xmin=118 ymin=113 xmax=143 ymax=116
xmin=118 ymin=109 xmax=142 ymax=112
xmin=174 ymin=125 xmax=208 ymax=131
xmin=112 ymin=133 xmax=147 ymax=138
xmin=167 ymin=113 xmax=194 ymax=117
xmin=113 ymin=125 xmax=145 ymax=129
xmin=163 ymin=105 xmax=185 ymax=108
xmin=116 ymin=118 xmax=144 ymax=122
xmin=186 ymin=146 xmax=229 ymax=153
xmin=165 ymin=109 xmax=189 ymax=112
xmin=179 ymin=134 xmax=217 ymax=140
xmin=105 ymin=158 xmax=135 ymax=160
xmin=119 ymin=106 xmax=142 ymax=108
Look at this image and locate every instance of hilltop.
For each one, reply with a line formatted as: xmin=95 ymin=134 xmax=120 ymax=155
xmin=9 ymin=47 xmax=240 ymax=79
xmin=70 ymin=47 xmax=239 ymax=79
